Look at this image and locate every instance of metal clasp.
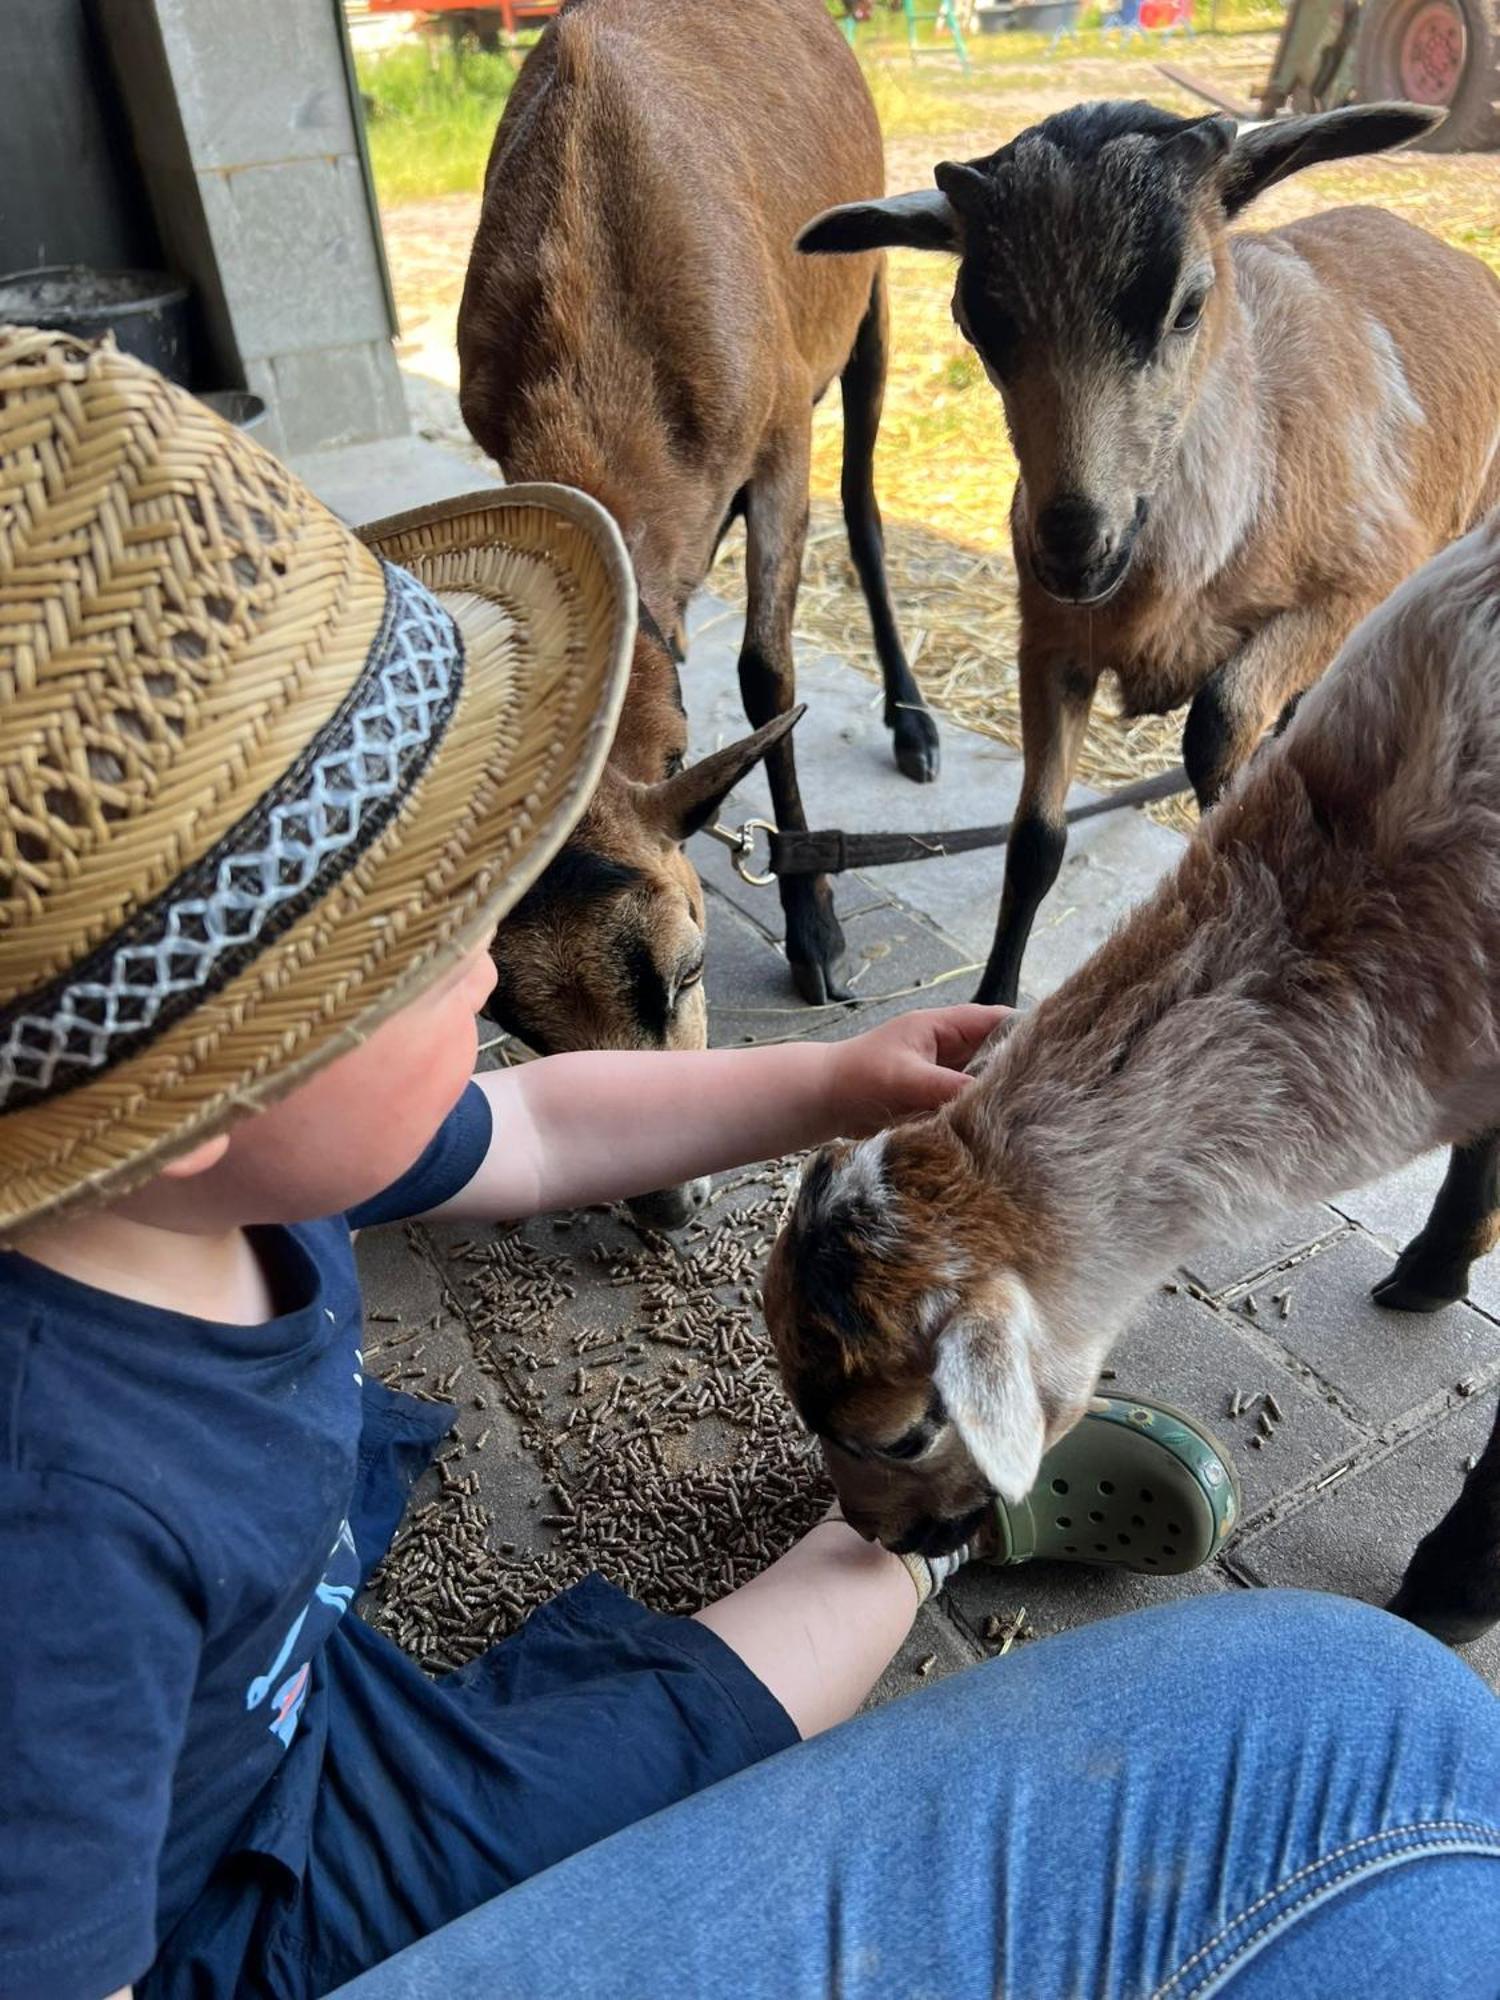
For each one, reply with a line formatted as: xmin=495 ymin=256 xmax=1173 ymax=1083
xmin=706 ymin=818 xmax=777 ymax=887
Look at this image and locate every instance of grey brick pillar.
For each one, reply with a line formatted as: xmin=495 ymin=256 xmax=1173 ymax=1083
xmin=100 ymin=0 xmax=407 ymax=456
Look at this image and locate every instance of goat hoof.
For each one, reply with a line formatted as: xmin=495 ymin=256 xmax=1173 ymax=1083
xmin=790 ymin=954 xmax=854 ymax=1006
xmin=1387 ymin=1584 xmax=1497 ymax=1649
xmin=1371 ymin=1246 xmax=1469 ymax=1314
xmin=890 ymin=705 xmax=940 ymax=785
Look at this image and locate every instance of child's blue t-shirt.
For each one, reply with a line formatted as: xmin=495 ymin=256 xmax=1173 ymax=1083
xmin=0 ymin=1084 xmax=492 ymax=2000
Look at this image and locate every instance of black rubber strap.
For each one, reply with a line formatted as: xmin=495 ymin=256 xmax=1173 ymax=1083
xmin=765 ymin=764 xmax=1191 ymax=878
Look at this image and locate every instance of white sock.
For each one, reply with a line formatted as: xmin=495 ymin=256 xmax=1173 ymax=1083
xmin=899 ymin=1541 xmax=975 ymax=1605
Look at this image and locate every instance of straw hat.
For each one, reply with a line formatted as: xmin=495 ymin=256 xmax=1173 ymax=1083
xmin=0 ymin=327 xmax=635 ymax=1237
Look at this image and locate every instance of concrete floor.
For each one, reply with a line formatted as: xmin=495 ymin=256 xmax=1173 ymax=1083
xmin=303 ymin=427 xmax=1499 ymax=1693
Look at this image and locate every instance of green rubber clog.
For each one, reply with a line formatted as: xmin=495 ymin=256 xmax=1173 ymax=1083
xmin=985 ymin=1395 xmax=1240 ymax=1576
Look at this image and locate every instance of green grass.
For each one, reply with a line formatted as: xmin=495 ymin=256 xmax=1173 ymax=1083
xmin=1451 ymin=220 xmax=1500 ymax=277
xmin=357 ymin=43 xmax=515 ymax=204
xmin=358 ymin=7 xmax=1285 ymax=206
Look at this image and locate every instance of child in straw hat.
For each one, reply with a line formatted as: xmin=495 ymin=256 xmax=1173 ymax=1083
xmin=0 ymin=329 xmax=1008 ymax=1999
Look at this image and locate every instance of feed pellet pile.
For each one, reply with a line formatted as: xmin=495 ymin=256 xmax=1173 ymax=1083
xmin=362 ymin=1158 xmax=831 ymax=1671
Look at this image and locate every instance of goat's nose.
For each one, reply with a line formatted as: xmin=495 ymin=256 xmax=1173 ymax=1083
xmin=1035 ymin=492 xmax=1110 ymax=567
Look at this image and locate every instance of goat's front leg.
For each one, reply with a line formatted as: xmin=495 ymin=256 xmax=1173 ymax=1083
xmin=740 ymin=428 xmax=848 ymax=1004
xmin=976 ymin=652 xmax=1097 ymax=1007
xmin=1373 ymin=1133 xmax=1500 ymax=1314
xmin=1182 ymin=603 xmax=1364 ymax=810
xmin=1389 ymin=1389 xmax=1500 ymax=1646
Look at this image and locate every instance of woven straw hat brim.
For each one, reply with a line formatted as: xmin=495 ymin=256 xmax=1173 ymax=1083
xmin=1 ymin=481 xmax=634 ymax=1238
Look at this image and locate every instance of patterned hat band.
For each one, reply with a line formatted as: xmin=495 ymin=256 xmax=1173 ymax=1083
xmin=0 ymin=562 xmax=465 ymax=1117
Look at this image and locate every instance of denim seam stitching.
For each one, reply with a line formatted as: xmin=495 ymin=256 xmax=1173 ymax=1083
xmin=1151 ymin=1819 xmax=1500 ymax=1999
xmin=1188 ymin=1830 xmax=1500 ymax=1998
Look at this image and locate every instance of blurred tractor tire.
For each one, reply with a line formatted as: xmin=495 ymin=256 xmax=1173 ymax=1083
xmin=1354 ymin=0 xmax=1499 ymax=150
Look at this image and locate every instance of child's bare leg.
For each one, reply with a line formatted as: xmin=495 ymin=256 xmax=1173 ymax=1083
xmin=692 ymin=1512 xmax=968 ymax=1738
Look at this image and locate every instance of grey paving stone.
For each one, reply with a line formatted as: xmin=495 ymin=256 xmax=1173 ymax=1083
xmin=1105 ymin=1286 xmax=1366 ymax=1522
xmin=945 ymin=1548 xmax=1238 ymax=1652
xmin=1224 ymin=1230 xmax=1500 ymax=1431
xmin=702 ymin=895 xmax=797 ymax=1045
xmin=1228 ymin=1389 xmax=1500 ymax=1690
xmin=1330 ymin=1152 xmax=1500 ymax=1321
xmin=1179 ymin=1208 xmax=1346 ymax=1297
xmin=356 ymin=1220 xmax=548 ymax=1556
xmin=287 ymin=432 xmax=498 ymax=523
xmin=863 ymin=1599 xmax=982 ymax=1712
xmin=353 ymin=1214 xmax=448 ymax=1328
xmin=826 ymin=903 xmax=976 ymax=1034
xmin=703 ymin=886 xmax=972 ymax=1047
xmin=685 ymin=617 xmax=1184 ymax=1002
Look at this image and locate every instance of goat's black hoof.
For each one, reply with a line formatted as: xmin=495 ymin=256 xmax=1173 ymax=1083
xmin=890 ymin=705 xmax=940 ymax=785
xmin=1371 ymin=1243 xmax=1470 ymax=1315
xmin=789 ymin=952 xmax=853 ymax=1007
xmin=784 ymin=888 xmax=849 ymax=1007
xmin=1387 ymin=1582 xmax=1497 ymax=1649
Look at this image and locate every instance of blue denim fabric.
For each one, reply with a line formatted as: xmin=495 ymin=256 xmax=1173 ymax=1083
xmin=331 ymin=1590 xmax=1500 ymax=2000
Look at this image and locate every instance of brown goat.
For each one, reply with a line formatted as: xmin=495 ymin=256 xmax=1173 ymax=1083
xmin=766 ymin=512 xmax=1500 ymax=1645
xmin=458 ymin=0 xmax=937 ymax=1070
xmin=800 ymin=100 xmax=1500 ymax=1006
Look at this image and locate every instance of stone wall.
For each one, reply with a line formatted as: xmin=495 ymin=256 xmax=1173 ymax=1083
xmin=100 ymin=0 xmax=406 ymax=455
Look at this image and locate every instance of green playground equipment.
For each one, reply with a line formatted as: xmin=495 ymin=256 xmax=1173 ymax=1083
xmin=841 ymin=0 xmax=974 ymax=74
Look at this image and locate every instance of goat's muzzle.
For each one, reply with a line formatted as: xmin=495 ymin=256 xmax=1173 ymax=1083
xmin=1030 ymin=494 xmax=1148 ymax=607
xmin=890 ymin=1501 xmax=993 ymax=1560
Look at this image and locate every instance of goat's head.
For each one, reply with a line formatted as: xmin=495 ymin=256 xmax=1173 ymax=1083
xmin=491 ymin=703 xmax=799 ymax=1229
xmin=764 ymin=1119 xmax=1101 ymax=1555
xmin=799 ymin=100 xmax=1441 ymax=609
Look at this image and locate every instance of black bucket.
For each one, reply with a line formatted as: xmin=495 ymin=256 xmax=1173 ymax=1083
xmin=0 ymin=266 xmax=192 ymax=384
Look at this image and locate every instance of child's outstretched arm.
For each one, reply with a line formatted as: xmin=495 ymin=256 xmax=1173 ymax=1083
xmin=423 ymin=1005 xmax=1006 ymax=1222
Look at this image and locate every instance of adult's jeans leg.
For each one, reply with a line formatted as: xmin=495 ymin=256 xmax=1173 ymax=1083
xmin=331 ymin=1590 xmax=1500 ymax=2000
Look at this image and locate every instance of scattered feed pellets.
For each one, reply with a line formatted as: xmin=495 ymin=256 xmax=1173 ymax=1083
xmin=363 ymin=1162 xmax=831 ymax=1672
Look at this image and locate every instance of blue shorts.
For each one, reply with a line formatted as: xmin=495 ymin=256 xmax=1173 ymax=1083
xmin=143 ymin=1385 xmax=797 ymax=2000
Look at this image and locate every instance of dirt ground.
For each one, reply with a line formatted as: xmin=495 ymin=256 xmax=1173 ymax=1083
xmin=380 ymin=32 xmax=1500 ymax=811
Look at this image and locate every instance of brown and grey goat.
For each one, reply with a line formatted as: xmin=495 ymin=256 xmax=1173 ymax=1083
xmin=800 ymin=99 xmax=1500 ymax=1006
xmin=766 ymin=512 xmax=1500 ymax=1645
xmin=458 ymin=0 xmax=936 ymax=1069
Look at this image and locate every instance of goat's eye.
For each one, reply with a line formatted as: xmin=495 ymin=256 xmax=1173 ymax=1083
xmin=881 ymin=1423 xmax=934 ymax=1461
xmin=673 ymin=960 xmax=705 ymax=1007
xmin=1171 ymin=292 xmax=1207 ymax=335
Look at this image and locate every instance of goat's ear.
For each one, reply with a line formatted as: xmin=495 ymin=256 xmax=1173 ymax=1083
xmin=635 ymin=707 xmax=803 ymax=844
xmin=798 ymin=188 xmax=961 ymax=257
xmin=1158 ymin=113 xmax=1236 ymax=177
xmin=931 ymin=1273 xmax=1045 ymax=1504
xmin=1220 ymin=102 xmax=1442 ymax=216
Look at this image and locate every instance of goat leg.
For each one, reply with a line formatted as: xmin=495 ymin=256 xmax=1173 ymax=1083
xmin=1388 ymin=1388 xmax=1500 ymax=1646
xmin=1373 ymin=1132 xmax=1500 ymax=1315
xmin=739 ymin=433 xmax=849 ymax=1004
xmin=840 ymin=263 xmax=939 ymax=784
xmin=1182 ymin=603 xmax=1368 ymax=811
xmin=977 ymin=654 xmax=1096 ymax=1006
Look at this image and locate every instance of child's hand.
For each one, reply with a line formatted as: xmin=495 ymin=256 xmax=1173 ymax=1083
xmin=829 ymin=1005 xmax=1010 ymax=1137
